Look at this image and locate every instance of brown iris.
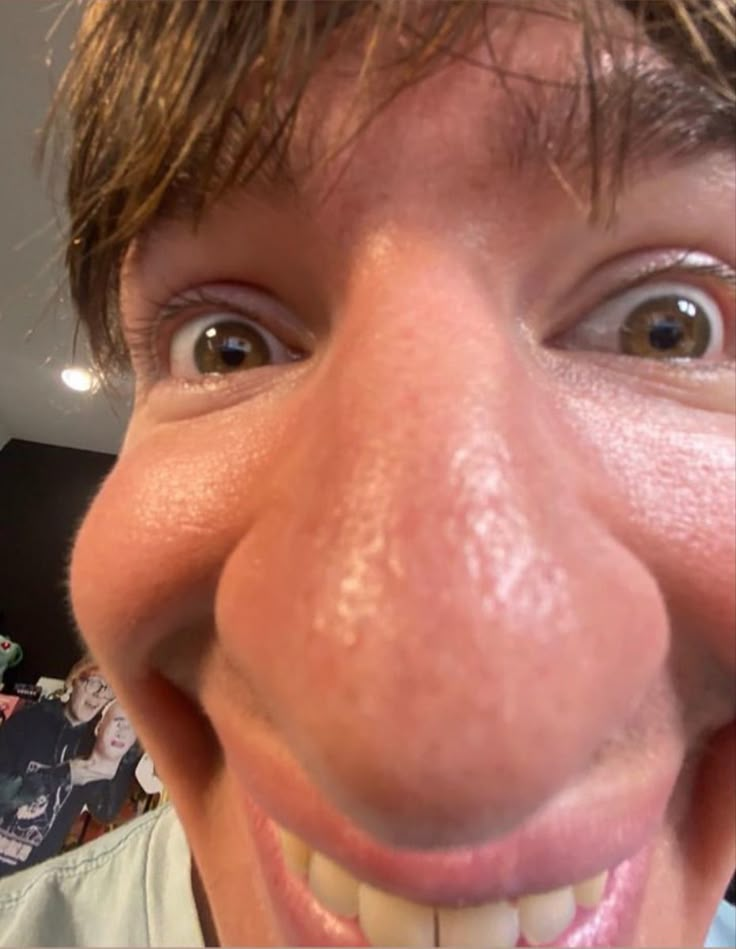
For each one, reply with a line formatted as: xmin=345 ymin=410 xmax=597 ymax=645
xmin=193 ymin=320 xmax=271 ymax=374
xmin=619 ymin=294 xmax=712 ymax=358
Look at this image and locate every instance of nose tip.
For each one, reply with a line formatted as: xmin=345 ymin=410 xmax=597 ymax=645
xmin=218 ymin=428 xmax=667 ymax=848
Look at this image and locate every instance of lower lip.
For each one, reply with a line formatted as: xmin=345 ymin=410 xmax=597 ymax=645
xmin=241 ymin=795 xmax=654 ymax=948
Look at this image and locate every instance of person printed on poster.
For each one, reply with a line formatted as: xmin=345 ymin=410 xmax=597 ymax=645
xmin=0 ymin=657 xmax=113 ymax=813
xmin=0 ymin=696 xmax=22 ymax=728
xmin=0 ymin=699 xmax=140 ymax=874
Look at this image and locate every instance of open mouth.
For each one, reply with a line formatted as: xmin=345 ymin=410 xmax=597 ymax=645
xmin=241 ymin=795 xmax=656 ymax=948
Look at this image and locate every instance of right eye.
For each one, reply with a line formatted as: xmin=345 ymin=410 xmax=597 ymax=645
xmin=167 ymin=312 xmax=303 ymax=380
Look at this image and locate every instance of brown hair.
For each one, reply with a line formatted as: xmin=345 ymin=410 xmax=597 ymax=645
xmin=65 ymin=655 xmax=103 ymax=688
xmin=43 ymin=0 xmax=734 ymax=376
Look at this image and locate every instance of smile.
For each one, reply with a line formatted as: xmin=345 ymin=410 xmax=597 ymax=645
xmin=276 ymin=823 xmax=610 ymax=946
xmin=239 ymin=778 xmax=662 ymax=949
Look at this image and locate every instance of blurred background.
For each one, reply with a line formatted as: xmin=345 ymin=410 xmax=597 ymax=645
xmin=0 ymin=1 xmax=130 ymax=685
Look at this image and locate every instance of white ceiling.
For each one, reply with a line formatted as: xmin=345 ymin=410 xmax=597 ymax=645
xmin=0 ymin=1 xmax=130 ymax=455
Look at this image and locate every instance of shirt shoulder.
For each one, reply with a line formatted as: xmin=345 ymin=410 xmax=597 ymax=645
xmin=705 ymin=899 xmax=736 ymax=948
xmin=0 ymin=803 xmax=203 ymax=947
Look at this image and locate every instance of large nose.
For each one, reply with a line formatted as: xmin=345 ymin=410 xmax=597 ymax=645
xmin=216 ymin=237 xmax=668 ymax=847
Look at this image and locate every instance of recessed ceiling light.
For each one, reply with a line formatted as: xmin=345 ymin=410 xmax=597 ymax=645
xmin=61 ymin=367 xmax=95 ymax=392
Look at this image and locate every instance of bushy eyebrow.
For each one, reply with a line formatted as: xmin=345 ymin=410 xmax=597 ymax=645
xmin=526 ymin=60 xmax=735 ymax=212
xmin=147 ymin=56 xmax=733 ymax=245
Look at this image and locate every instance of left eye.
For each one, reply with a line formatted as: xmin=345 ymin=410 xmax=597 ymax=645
xmin=167 ymin=312 xmax=300 ymax=379
xmin=557 ymin=281 xmax=725 ymax=360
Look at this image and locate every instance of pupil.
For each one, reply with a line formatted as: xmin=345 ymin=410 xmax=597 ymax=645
xmin=648 ymin=319 xmax=684 ymax=351
xmin=194 ymin=321 xmax=270 ymax=374
xmin=219 ymin=343 xmax=248 ymax=367
xmin=215 ymin=335 xmax=252 ymax=367
xmin=620 ymin=295 xmax=711 ymax=360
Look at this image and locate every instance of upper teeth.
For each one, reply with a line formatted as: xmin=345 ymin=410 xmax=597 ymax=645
xmin=277 ymin=825 xmax=609 ymax=947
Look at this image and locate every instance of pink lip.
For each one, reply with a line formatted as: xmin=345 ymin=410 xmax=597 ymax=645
xmin=242 ymin=793 xmax=656 ymax=948
xmin=233 ymin=754 xmax=672 ymax=906
xmin=217 ymin=717 xmax=678 ymax=945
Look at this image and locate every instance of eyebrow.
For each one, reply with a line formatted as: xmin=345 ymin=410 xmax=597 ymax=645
xmin=504 ymin=59 xmax=735 ymax=208
xmin=142 ymin=55 xmax=734 ymax=250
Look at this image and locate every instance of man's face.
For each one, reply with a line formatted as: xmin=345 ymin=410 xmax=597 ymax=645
xmin=94 ymin=704 xmax=136 ymax=762
xmin=68 ymin=8 xmax=735 ymax=948
xmin=67 ymin=674 xmax=113 ymax=724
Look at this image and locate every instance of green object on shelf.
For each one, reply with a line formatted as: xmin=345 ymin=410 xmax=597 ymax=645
xmin=0 ymin=636 xmax=23 ymax=688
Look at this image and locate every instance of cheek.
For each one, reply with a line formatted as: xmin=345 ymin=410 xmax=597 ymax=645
xmin=71 ymin=359 xmax=734 ymax=699
xmin=69 ymin=411 xmax=279 ymax=672
xmin=72 ymin=694 xmax=88 ymax=716
xmin=554 ymin=361 xmax=735 ymax=671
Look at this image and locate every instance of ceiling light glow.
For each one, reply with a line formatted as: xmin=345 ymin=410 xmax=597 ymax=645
xmin=61 ymin=367 xmax=94 ymax=392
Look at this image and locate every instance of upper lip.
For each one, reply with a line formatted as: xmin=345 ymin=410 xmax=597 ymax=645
xmin=237 ymin=745 xmax=676 ymax=907
xmin=177 ymin=662 xmax=680 ymax=907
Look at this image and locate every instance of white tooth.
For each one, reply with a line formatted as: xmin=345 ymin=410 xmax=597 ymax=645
xmin=574 ymin=871 xmax=608 ymax=908
xmin=308 ymin=851 xmax=360 ymax=917
xmin=518 ymin=886 xmax=577 ymax=945
xmin=358 ymin=883 xmax=435 ymax=947
xmin=277 ymin=827 xmax=310 ymax=877
xmin=437 ymin=900 xmax=519 ymax=949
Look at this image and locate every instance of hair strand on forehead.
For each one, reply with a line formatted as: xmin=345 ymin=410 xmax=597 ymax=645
xmin=40 ymin=0 xmax=735 ymax=378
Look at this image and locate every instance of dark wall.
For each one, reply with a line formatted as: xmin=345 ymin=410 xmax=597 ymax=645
xmin=0 ymin=439 xmax=116 ymax=686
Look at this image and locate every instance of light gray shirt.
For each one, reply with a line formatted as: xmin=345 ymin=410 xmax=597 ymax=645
xmin=0 ymin=804 xmax=203 ymax=946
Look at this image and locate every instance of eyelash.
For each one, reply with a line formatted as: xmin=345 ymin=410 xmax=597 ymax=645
xmin=129 ymin=288 xmax=310 ymax=378
xmin=587 ymin=261 xmax=735 ymax=313
xmin=130 ymin=258 xmax=736 ymax=382
xmin=552 ymin=259 xmax=736 ymax=352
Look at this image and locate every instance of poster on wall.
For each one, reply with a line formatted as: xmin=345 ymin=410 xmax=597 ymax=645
xmin=0 ymin=695 xmax=23 ymax=726
xmin=0 ymin=658 xmax=162 ymax=877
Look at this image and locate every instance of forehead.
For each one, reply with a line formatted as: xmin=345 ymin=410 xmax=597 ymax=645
xmin=166 ymin=8 xmax=596 ymax=216
xmin=274 ymin=10 xmax=580 ymax=149
xmin=136 ymin=5 xmax=729 ymax=261
xmin=129 ymin=42 xmax=732 ymax=316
